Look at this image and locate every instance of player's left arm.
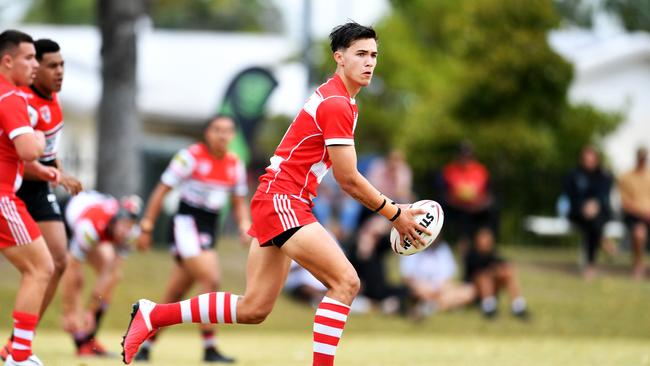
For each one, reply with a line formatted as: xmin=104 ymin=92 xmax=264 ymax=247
xmin=231 ymin=160 xmax=251 ymax=245
xmin=23 ymin=160 xmax=60 ymax=184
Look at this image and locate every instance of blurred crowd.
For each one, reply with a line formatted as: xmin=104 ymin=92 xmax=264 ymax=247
xmin=284 ymin=142 xmax=650 ymax=321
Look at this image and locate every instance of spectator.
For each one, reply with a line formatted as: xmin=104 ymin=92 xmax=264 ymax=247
xmin=617 ymin=146 xmax=650 ymax=279
xmin=441 ymin=142 xmax=498 ymax=249
xmin=464 ymin=227 xmax=528 ymax=319
xmin=565 ymin=145 xmax=613 ymax=279
xmin=400 ymin=241 xmax=475 ymax=319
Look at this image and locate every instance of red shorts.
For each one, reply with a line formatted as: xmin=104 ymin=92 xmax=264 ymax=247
xmin=0 ymin=194 xmax=41 ymax=248
xmin=247 ymin=191 xmax=318 ymax=246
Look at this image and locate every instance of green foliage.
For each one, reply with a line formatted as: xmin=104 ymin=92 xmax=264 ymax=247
xmin=316 ymin=0 xmax=620 ymax=236
xmin=24 ymin=0 xmax=282 ymax=32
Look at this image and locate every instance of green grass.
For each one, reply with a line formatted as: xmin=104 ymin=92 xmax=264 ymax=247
xmin=1 ymin=239 xmax=650 ymax=365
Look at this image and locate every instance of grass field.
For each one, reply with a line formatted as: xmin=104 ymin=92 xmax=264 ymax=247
xmin=1 ymin=239 xmax=650 ymax=365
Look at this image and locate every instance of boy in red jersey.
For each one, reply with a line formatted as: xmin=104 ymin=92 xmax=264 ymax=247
xmin=133 ymin=116 xmax=249 ymax=363
xmin=121 ymin=22 xmax=431 ymax=366
xmin=60 ymin=191 xmax=141 ymax=357
xmin=1 ymin=39 xmax=84 ymax=363
xmin=0 ymin=29 xmax=55 ymax=366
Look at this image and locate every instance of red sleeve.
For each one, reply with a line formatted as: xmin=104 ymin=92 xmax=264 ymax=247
xmin=317 ymin=97 xmax=355 ymax=146
xmin=0 ymin=93 xmax=32 ymax=140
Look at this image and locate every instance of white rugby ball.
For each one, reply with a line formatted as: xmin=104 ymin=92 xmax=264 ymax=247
xmin=390 ymin=200 xmax=444 ymax=256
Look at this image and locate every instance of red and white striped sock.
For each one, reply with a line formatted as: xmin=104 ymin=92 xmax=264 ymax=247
xmin=11 ymin=311 xmax=38 ymax=362
xmin=150 ymin=292 xmax=238 ymax=328
xmin=312 ymin=296 xmax=351 ymax=366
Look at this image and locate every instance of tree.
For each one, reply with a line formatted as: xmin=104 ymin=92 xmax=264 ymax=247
xmin=316 ymin=0 xmax=620 ymax=237
xmin=96 ymin=0 xmax=147 ymax=197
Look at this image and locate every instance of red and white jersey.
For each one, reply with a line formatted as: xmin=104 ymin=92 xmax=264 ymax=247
xmin=0 ymin=75 xmax=33 ymax=194
xmin=259 ymin=74 xmax=358 ymax=203
xmin=19 ymin=86 xmax=63 ymax=162
xmin=161 ymin=143 xmax=248 ymax=213
xmin=66 ymin=191 xmax=119 ymax=251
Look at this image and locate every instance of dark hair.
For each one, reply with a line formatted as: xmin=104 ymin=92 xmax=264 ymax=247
xmin=34 ymin=39 xmax=60 ymax=61
xmin=203 ymin=114 xmax=234 ymax=132
xmin=329 ymin=22 xmax=377 ymax=52
xmin=0 ymin=30 xmax=34 ymax=58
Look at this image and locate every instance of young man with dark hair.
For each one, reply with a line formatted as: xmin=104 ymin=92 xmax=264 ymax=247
xmin=1 ymin=38 xmax=84 ymax=363
xmin=122 ymin=22 xmax=431 ymax=366
xmin=0 ymin=29 xmax=55 ymax=366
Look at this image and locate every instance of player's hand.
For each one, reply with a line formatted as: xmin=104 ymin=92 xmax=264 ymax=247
xmin=391 ymin=204 xmax=432 ymax=248
xmin=238 ymin=221 xmax=252 ymax=246
xmin=62 ymin=312 xmax=80 ymax=333
xmin=60 ymin=173 xmax=83 ymax=195
xmin=137 ymin=232 xmax=152 ymax=252
xmin=39 ymin=166 xmax=61 ymax=185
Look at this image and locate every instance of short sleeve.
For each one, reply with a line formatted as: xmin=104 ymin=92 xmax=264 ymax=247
xmin=317 ymin=97 xmax=355 ymax=146
xmin=161 ymin=148 xmax=196 ymax=187
xmin=0 ymin=93 xmax=33 ymax=139
xmin=233 ymin=160 xmax=248 ymax=196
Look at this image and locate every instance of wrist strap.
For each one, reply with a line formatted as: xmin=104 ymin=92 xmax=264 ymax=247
xmin=374 ymin=198 xmax=387 ymax=213
xmin=389 ymin=207 xmax=402 ymax=222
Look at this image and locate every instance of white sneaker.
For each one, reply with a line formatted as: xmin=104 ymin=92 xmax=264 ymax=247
xmin=3 ymin=354 xmax=43 ymax=366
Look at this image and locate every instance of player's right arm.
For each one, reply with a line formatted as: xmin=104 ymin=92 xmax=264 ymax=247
xmin=138 ymin=148 xmax=193 ymax=251
xmin=137 ymin=182 xmax=172 ymax=251
xmin=328 ymin=145 xmax=431 ymax=246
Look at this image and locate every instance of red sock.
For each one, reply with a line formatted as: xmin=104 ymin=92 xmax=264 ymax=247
xmin=201 ymin=329 xmax=215 ymax=348
xmin=312 ymin=297 xmax=350 ymax=366
xmin=150 ymin=292 xmax=239 ymax=328
xmin=11 ymin=311 xmax=38 ymax=362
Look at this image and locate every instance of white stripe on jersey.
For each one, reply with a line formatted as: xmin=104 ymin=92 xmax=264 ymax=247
xmin=264 ymin=133 xmax=322 ymax=194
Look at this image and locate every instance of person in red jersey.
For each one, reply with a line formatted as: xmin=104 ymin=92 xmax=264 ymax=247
xmin=133 ymin=115 xmax=249 ymax=363
xmin=121 ymin=22 xmax=431 ymax=366
xmin=1 ymin=39 xmax=84 ymax=363
xmin=0 ymin=29 xmax=55 ymax=366
xmin=60 ymin=191 xmax=141 ymax=358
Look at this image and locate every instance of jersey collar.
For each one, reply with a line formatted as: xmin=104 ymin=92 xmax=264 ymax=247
xmin=331 ymin=74 xmax=356 ymax=105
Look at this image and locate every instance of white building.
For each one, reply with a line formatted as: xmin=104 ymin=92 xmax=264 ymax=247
xmin=549 ymin=28 xmax=650 ymax=173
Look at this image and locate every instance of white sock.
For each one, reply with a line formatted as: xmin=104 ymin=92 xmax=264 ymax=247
xmin=481 ymin=296 xmax=497 ymax=312
xmin=511 ymin=297 xmax=527 ymax=313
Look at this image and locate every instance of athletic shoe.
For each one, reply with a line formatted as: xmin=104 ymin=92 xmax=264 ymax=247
xmin=78 ymin=338 xmax=116 ymax=358
xmin=133 ymin=347 xmax=149 ymax=362
xmin=203 ymin=347 xmax=235 ymax=363
xmin=121 ymin=300 xmax=157 ymax=364
xmin=0 ymin=340 xmax=11 ymax=361
xmin=3 ymin=354 xmax=43 ymax=366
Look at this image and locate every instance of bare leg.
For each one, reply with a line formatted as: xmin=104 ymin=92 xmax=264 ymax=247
xmin=37 ymin=220 xmax=68 ymax=316
xmin=631 ymin=223 xmax=647 ymax=279
xmin=1 ymin=237 xmax=54 ymax=314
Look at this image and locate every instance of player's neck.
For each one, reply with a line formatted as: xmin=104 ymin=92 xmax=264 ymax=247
xmin=31 ymin=83 xmax=53 ymax=100
xmin=0 ymin=70 xmax=16 ymax=86
xmin=335 ymin=69 xmax=361 ymax=98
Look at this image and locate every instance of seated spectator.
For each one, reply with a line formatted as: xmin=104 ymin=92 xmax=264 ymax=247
xmin=617 ymin=146 xmax=650 ymax=279
xmin=400 ymin=241 xmax=475 ymax=319
xmin=464 ymin=227 xmax=528 ymax=320
xmin=564 ymin=145 xmax=613 ymax=279
xmin=440 ymin=142 xmax=498 ymax=249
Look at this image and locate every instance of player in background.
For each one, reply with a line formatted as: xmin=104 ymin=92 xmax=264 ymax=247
xmin=60 ymin=191 xmax=141 ymax=357
xmin=0 ymin=29 xmax=55 ymax=366
xmin=133 ymin=115 xmax=250 ymax=363
xmin=121 ymin=22 xmax=430 ymax=366
xmin=1 ymin=38 xmax=84 ymax=362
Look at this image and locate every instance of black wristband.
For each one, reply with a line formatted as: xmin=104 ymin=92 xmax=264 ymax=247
xmin=374 ymin=198 xmax=387 ymax=213
xmin=389 ymin=207 xmax=402 ymax=222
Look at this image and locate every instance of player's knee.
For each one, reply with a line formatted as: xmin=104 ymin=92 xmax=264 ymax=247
xmin=52 ymin=254 xmax=67 ymax=276
xmin=337 ymin=269 xmax=360 ymax=298
xmin=244 ymin=306 xmax=272 ymax=324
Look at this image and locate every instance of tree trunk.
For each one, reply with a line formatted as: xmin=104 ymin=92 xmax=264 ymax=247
xmin=96 ymin=0 xmax=146 ymax=197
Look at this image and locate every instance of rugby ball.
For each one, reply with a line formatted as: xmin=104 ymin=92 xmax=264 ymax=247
xmin=389 ymin=200 xmax=444 ymax=256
